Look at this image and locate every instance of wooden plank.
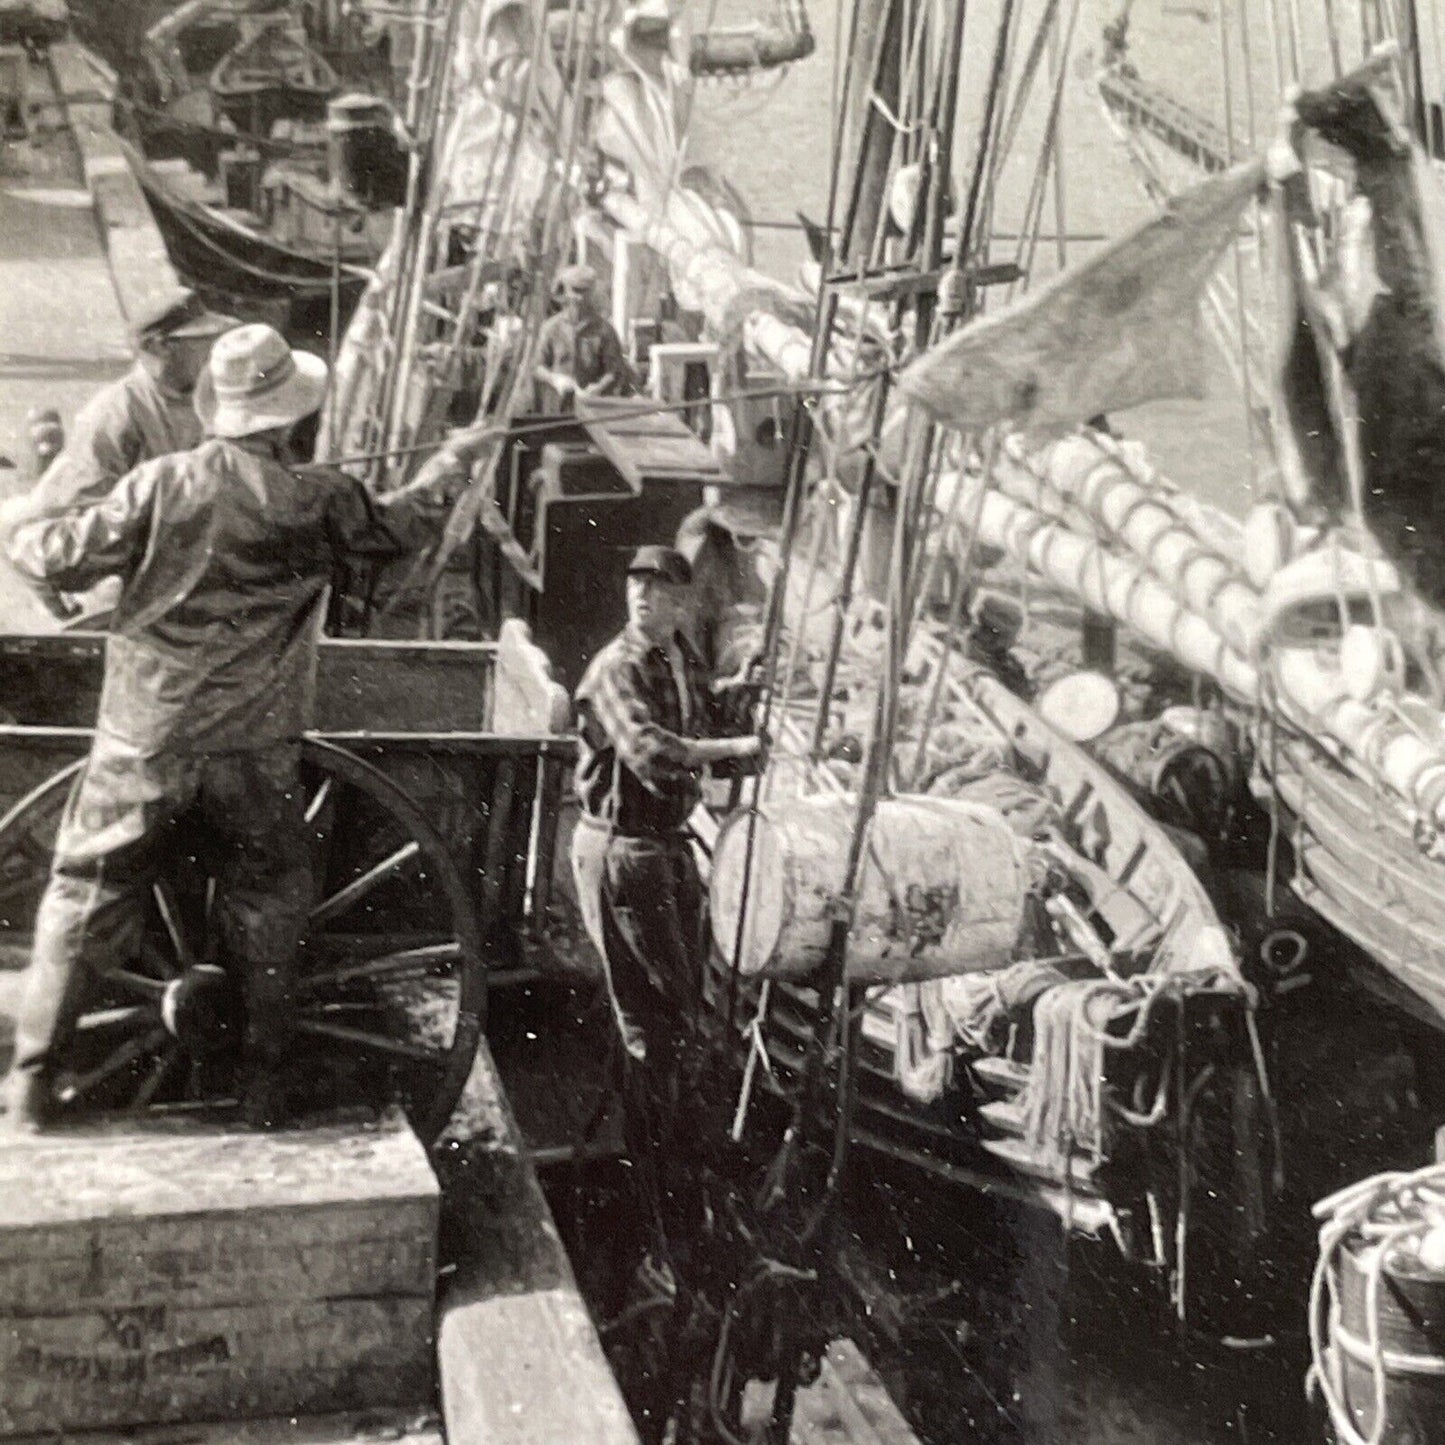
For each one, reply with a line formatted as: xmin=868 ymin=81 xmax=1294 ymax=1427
xmin=7 ymin=1407 xmax=444 ymax=1445
xmin=435 ymin=1041 xmax=639 ymax=1445
xmin=577 ymin=398 xmax=725 ymax=486
xmin=0 ymin=635 xmax=499 ymax=737
xmin=741 ymin=1339 xmax=921 ymax=1445
xmin=316 ymin=639 xmax=496 ymax=734
xmin=501 ymin=754 xmax=540 ymax=934
xmin=0 ymin=1112 xmax=438 ymax=1230
xmin=47 ymin=42 xmax=181 ymax=329
xmin=0 ymin=1212 xmax=434 ymax=1314
xmin=528 ymin=757 xmax=567 ymax=928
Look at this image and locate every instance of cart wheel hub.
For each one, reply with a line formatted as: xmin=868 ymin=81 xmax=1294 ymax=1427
xmin=160 ymin=964 xmax=233 ymax=1049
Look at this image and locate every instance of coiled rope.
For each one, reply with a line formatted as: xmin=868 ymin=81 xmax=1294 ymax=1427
xmin=1308 ymin=1163 xmax=1445 ymax=1445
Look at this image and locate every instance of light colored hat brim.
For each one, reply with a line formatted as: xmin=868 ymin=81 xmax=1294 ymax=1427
xmin=195 ymin=349 xmax=329 ymax=438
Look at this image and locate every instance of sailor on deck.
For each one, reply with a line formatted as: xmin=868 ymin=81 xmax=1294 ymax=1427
xmin=570 ymin=546 xmax=765 ymax=1264
xmin=533 ymin=263 xmax=634 ymax=412
xmin=0 ymin=325 xmax=461 ymax=1134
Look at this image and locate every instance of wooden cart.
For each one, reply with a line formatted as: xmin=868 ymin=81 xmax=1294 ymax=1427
xmin=0 ymin=622 xmax=573 ymax=1143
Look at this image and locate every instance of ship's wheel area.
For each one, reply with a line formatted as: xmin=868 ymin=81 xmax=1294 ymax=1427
xmin=0 ymin=740 xmax=484 ymax=1145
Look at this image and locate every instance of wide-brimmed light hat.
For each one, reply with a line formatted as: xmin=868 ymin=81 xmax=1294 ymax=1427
xmin=194 ymin=324 xmax=329 ymax=439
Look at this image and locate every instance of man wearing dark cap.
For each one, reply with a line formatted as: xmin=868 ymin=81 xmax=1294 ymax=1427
xmin=533 ymin=262 xmax=633 ymax=412
xmin=34 ymin=289 xmax=236 ymax=514
xmin=9 ymin=289 xmax=237 ymax=620
xmin=571 ymin=545 xmax=765 ymax=1266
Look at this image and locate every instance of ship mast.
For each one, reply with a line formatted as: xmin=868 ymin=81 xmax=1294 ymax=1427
xmin=708 ymin=0 xmax=1084 ymax=1431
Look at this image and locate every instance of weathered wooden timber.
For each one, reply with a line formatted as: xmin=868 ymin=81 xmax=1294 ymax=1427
xmin=48 ymin=39 xmax=183 ymax=327
xmin=0 ymin=1110 xmax=437 ymax=1436
xmin=8 ymin=1410 xmax=443 ymax=1445
xmin=435 ymin=1036 xmax=639 ymax=1445
xmin=740 ymin=1338 xmax=922 ymax=1444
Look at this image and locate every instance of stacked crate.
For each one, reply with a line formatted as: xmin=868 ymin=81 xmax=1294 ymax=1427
xmin=0 ymin=1110 xmax=437 ymax=1435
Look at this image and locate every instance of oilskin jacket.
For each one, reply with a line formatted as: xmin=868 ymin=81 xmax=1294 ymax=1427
xmin=4 ymin=436 xmax=450 ymax=753
xmin=35 ymin=362 xmax=203 ymax=514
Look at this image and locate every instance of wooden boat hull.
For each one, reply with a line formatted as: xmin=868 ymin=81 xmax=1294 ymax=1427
xmin=1262 ymin=732 xmax=1445 ymax=1023
xmin=701 ymin=667 xmax=1248 ymax=1244
xmin=127 ymin=144 xmax=367 ymax=303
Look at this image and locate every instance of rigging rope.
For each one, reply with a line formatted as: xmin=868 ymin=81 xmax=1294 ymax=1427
xmin=1217 ymin=0 xmax=1262 ymax=493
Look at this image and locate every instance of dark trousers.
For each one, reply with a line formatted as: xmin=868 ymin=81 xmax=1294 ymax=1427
xmin=11 ymin=735 xmax=310 ymax=1085
xmin=571 ymin=817 xmax=708 ymax=1235
xmin=572 ymin=817 xmax=715 ymax=1442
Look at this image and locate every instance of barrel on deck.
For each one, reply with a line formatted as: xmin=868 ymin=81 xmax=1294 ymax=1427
xmin=1328 ymin=1231 xmax=1445 ymax=1443
xmin=710 ymin=795 xmax=1029 ymax=984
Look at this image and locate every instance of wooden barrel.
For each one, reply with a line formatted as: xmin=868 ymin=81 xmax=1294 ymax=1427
xmin=1327 ymin=1227 xmax=1445 ymax=1443
xmin=709 ymin=795 xmax=1029 ymax=984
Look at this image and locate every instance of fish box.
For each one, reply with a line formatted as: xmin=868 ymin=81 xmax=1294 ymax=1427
xmin=0 ymin=1110 xmax=437 ymax=1436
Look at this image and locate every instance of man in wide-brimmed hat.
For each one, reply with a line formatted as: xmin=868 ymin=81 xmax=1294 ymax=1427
xmin=0 ymin=324 xmax=460 ymax=1133
xmin=533 ymin=262 xmax=634 ymax=412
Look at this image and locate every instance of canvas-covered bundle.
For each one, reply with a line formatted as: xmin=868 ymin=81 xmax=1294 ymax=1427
xmin=709 ymin=794 xmax=1032 ymax=984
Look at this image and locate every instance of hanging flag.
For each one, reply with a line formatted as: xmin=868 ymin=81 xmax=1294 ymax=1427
xmin=897 ymin=159 xmax=1265 ymax=434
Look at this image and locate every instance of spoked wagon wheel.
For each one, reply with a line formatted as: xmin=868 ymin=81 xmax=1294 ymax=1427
xmin=0 ymin=740 xmax=485 ymax=1144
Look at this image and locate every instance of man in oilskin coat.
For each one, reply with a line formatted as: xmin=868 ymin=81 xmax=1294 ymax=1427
xmin=8 ymin=288 xmax=237 ymax=621
xmin=0 ymin=323 xmax=459 ymax=1133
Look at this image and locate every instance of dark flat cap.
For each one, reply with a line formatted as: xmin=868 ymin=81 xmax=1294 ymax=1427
xmin=132 ymin=288 xmax=237 ymax=345
xmin=627 ymin=545 xmax=692 ymax=584
xmin=556 ymin=262 xmax=598 ymax=294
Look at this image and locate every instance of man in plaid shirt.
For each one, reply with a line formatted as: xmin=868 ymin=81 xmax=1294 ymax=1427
xmin=571 ymin=546 xmax=764 ymax=1290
